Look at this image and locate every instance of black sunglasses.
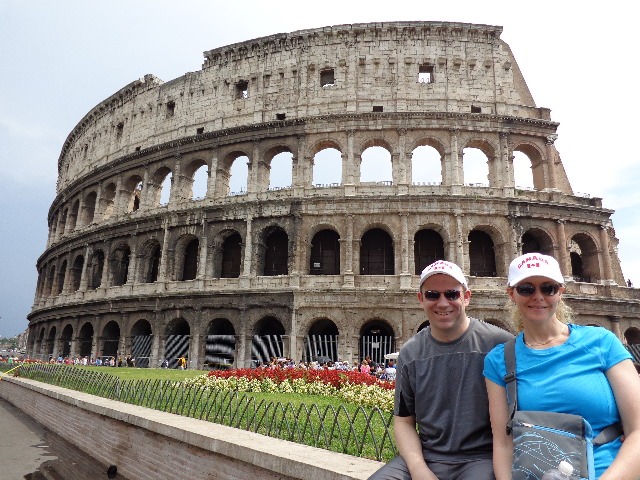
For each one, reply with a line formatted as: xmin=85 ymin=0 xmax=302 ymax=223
xmin=514 ymin=283 xmax=561 ymax=297
xmin=422 ymin=289 xmax=462 ymax=301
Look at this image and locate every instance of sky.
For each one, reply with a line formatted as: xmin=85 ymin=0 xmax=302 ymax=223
xmin=1 ymin=1 xmax=638 ymax=338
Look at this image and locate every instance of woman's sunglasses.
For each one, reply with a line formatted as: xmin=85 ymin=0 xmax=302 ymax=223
xmin=422 ymin=289 xmax=461 ymax=301
xmin=514 ymin=283 xmax=561 ymax=297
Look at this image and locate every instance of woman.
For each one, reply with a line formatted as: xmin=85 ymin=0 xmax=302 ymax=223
xmin=483 ymin=253 xmax=640 ymax=479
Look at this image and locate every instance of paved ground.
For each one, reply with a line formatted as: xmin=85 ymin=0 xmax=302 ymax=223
xmin=0 ymin=398 xmax=128 ymax=479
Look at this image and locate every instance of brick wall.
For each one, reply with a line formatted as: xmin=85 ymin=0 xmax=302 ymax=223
xmin=0 ymin=376 xmax=383 ymax=480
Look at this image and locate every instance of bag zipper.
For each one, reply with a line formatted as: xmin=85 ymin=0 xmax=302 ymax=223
xmin=517 ymin=422 xmax=580 ymax=439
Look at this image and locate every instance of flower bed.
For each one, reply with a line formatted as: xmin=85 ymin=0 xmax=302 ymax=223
xmin=182 ymin=368 xmax=395 ymax=412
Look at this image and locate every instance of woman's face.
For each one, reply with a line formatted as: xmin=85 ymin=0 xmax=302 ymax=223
xmin=508 ymin=275 xmax=565 ymax=325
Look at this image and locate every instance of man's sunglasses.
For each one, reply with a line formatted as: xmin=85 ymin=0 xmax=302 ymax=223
xmin=514 ymin=283 xmax=561 ymax=297
xmin=422 ymin=289 xmax=461 ymax=301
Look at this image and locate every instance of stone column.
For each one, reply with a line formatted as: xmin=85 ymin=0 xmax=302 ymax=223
xmin=449 ymin=129 xmax=462 ymax=185
xmin=126 ymin=241 xmax=137 ymax=285
xmin=241 ymin=214 xmax=254 ymax=278
xmin=198 ymin=219 xmax=208 ymax=279
xmin=555 ymin=220 xmax=570 ymax=279
xmin=207 ymin=148 xmax=218 ymax=198
xmin=610 ymin=317 xmax=623 ymax=341
xmin=499 ymin=132 xmax=514 ymax=189
xmin=344 ymin=130 xmax=356 ymax=195
xmin=396 ymin=128 xmax=409 ymax=191
xmin=150 ymin=318 xmax=161 ymax=367
xmin=545 ymin=135 xmax=558 ymax=190
xmin=343 ymin=214 xmax=355 ymax=288
xmin=189 ymin=327 xmax=201 ymax=369
xmin=599 ymin=225 xmax=615 ymax=284
xmin=158 ymin=220 xmax=171 ymax=282
xmin=454 ymin=213 xmax=465 ymax=270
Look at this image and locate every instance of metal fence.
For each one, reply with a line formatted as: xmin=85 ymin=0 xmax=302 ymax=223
xmin=13 ymin=364 xmax=397 ymax=462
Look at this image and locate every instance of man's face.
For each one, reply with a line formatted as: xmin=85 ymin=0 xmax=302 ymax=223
xmin=417 ymin=273 xmax=471 ymax=341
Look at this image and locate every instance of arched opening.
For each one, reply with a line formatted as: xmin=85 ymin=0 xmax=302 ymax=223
xmin=262 ymin=228 xmax=288 ymax=276
xmin=251 ymin=316 xmax=285 ymax=367
xmin=625 ymin=327 xmax=640 ymax=363
xmin=514 ymin=144 xmax=545 ymax=190
xmin=110 ymin=244 xmax=131 ymax=286
xmin=312 ymin=147 xmax=342 ymax=186
xmin=141 ymin=241 xmax=161 ymax=283
xmin=88 ymin=250 xmax=105 ymax=289
xmin=181 ymin=238 xmax=199 ymax=281
xmin=521 ymin=229 xmax=554 ymax=256
xmin=158 ymin=170 xmax=172 ymax=206
xmin=165 ymin=318 xmax=190 ymax=369
xmin=414 ymin=229 xmax=445 ymax=274
xmin=130 ymin=319 xmax=153 ymax=368
xmin=124 ymin=176 xmax=143 ymax=213
xmin=60 ymin=324 xmax=73 ymax=358
xmin=468 ymin=230 xmax=497 ymax=277
xmin=411 ymin=145 xmax=442 ymax=184
xmin=35 ymin=328 xmax=45 ymax=359
xmin=101 ymin=321 xmax=120 ymax=359
xmin=513 ymin=151 xmax=535 ymax=190
xmin=360 ymin=146 xmax=392 ymax=183
xmin=101 ymin=183 xmax=117 ymax=220
xmin=55 ymin=260 xmax=67 ymax=295
xmin=268 ymin=151 xmax=293 ymax=190
xmin=205 ymin=318 xmax=236 ymax=368
xmin=229 ymin=155 xmax=249 ymax=195
xmin=570 ymin=235 xmax=599 ymax=283
xmin=417 ymin=320 xmax=430 ymax=332
xmin=46 ymin=327 xmax=56 ymax=358
xmin=304 ymin=318 xmax=339 ymax=363
xmin=462 ymin=147 xmax=489 ymax=186
xmin=484 ymin=319 xmax=512 ymax=333
xmin=70 ymin=255 xmax=84 ymax=292
xmin=68 ymin=199 xmax=80 ymax=231
xmin=220 ymin=232 xmax=242 ymax=278
xmin=310 ymin=229 xmax=340 ymax=275
xmin=360 ymin=228 xmax=394 ymax=275
xmin=191 ymin=164 xmax=208 ymax=200
xmin=78 ymin=323 xmax=94 ymax=358
xmin=359 ymin=320 xmax=395 ymax=366
xmin=82 ymin=192 xmax=97 ymax=226
xmin=45 ymin=265 xmax=56 ymax=297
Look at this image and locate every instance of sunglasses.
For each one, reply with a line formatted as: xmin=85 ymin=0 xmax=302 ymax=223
xmin=514 ymin=283 xmax=561 ymax=297
xmin=422 ymin=289 xmax=462 ymax=301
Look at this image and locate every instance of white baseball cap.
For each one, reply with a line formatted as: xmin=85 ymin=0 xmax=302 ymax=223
xmin=419 ymin=260 xmax=468 ymax=289
xmin=507 ymin=253 xmax=565 ymax=286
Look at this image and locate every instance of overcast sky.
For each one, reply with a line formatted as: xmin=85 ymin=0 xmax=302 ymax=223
xmin=1 ymin=1 xmax=638 ymax=337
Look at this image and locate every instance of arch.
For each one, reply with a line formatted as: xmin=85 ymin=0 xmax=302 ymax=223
xmin=46 ymin=326 xmax=56 ymax=358
xmin=82 ymin=191 xmax=97 ymax=226
xmin=55 ymin=260 xmax=67 ymax=295
xmin=411 ymin=145 xmax=442 ymax=184
xmin=220 ymin=232 xmax=242 ymax=278
xmin=251 ymin=316 xmax=285 ymax=367
xmin=417 ymin=320 xmax=430 ymax=332
xmin=359 ymin=319 xmax=396 ymax=366
xmin=521 ymin=228 xmax=554 ymax=256
xmin=625 ymin=327 xmax=640 ymax=345
xmin=360 ymin=146 xmax=392 ymax=183
xmin=60 ymin=324 xmax=73 ymax=358
xmin=68 ymin=199 xmax=80 ymax=231
xmin=150 ymin=166 xmax=172 ymax=206
xmin=45 ymin=265 xmax=56 ymax=297
xmin=189 ymin=162 xmax=208 ymax=200
xmin=360 ymin=228 xmax=394 ymax=275
xmin=261 ymin=227 xmax=289 ymax=276
xmin=309 ymin=229 xmax=340 ymax=275
xmin=123 ymin=175 xmax=144 ymax=213
xmin=205 ymin=318 xmax=236 ymax=368
xmin=468 ymin=230 xmax=497 ymax=277
xmin=224 ymin=153 xmax=249 ymax=196
xmin=570 ymin=233 xmax=599 ymax=283
xmin=165 ymin=317 xmax=191 ymax=369
xmin=513 ymin=143 xmax=545 ymax=190
xmin=268 ymin=151 xmax=293 ymax=190
xmin=177 ymin=237 xmax=200 ymax=281
xmin=87 ymin=249 xmax=105 ymax=289
xmin=139 ymin=240 xmax=161 ymax=283
xmin=78 ymin=322 xmax=94 ymax=358
xmin=414 ymin=229 xmax=445 ymax=274
xmin=130 ymin=319 xmax=153 ymax=368
xmin=101 ymin=321 xmax=120 ymax=358
xmin=70 ymin=254 xmax=84 ymax=292
xmin=484 ymin=318 xmax=512 ymax=333
xmin=312 ymin=147 xmax=342 ymax=186
xmin=462 ymin=147 xmax=489 ymax=186
xmin=110 ymin=243 xmax=131 ymax=286
xmin=304 ymin=318 xmax=339 ymax=363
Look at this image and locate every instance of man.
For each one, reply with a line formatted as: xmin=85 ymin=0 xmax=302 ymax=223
xmin=369 ymin=260 xmax=513 ymax=480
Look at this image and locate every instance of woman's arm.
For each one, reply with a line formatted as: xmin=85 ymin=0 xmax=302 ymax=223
xmin=600 ymin=359 xmax=640 ymax=480
xmin=486 ymin=378 xmax=513 ymax=480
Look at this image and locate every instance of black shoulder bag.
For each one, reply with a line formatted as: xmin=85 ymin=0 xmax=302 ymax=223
xmin=503 ymin=337 xmax=622 ymax=480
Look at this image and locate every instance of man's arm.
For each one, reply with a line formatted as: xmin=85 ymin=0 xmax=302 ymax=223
xmin=393 ymin=415 xmax=439 ymax=480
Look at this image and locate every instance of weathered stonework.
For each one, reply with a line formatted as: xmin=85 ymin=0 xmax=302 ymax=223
xmin=29 ymin=21 xmax=640 ymax=368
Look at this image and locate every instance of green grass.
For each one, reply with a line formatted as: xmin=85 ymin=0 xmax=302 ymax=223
xmin=77 ymin=366 xmax=209 ymax=381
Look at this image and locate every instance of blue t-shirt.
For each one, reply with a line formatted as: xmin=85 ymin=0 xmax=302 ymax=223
xmin=483 ymin=324 xmax=632 ymax=478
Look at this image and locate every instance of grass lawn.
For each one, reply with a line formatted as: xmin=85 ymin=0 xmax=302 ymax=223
xmin=77 ymin=366 xmax=209 ymax=381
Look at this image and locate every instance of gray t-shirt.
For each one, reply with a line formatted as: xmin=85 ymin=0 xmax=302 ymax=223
xmin=395 ymin=318 xmax=513 ymax=463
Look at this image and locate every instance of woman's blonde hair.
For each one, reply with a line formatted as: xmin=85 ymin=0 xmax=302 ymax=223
xmin=509 ymin=297 xmax=574 ymax=332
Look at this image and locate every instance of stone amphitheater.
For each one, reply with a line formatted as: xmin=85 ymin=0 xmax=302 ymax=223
xmin=28 ymin=21 xmax=640 ymax=368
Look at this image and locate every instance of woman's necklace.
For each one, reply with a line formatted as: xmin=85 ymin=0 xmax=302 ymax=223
xmin=524 ymin=324 xmax=567 ymax=347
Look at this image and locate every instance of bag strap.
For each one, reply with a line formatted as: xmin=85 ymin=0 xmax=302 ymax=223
xmin=501 ymin=336 xmax=623 ymax=444
xmin=502 ymin=337 xmax=518 ymax=435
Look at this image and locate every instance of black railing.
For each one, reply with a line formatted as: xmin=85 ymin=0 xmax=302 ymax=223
xmin=13 ymin=364 xmax=397 ymax=462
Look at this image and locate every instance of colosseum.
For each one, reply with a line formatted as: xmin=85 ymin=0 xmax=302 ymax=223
xmin=28 ymin=21 xmax=640 ymax=368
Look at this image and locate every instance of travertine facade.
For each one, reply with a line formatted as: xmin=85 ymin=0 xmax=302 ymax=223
xmin=29 ymin=21 xmax=640 ymax=368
